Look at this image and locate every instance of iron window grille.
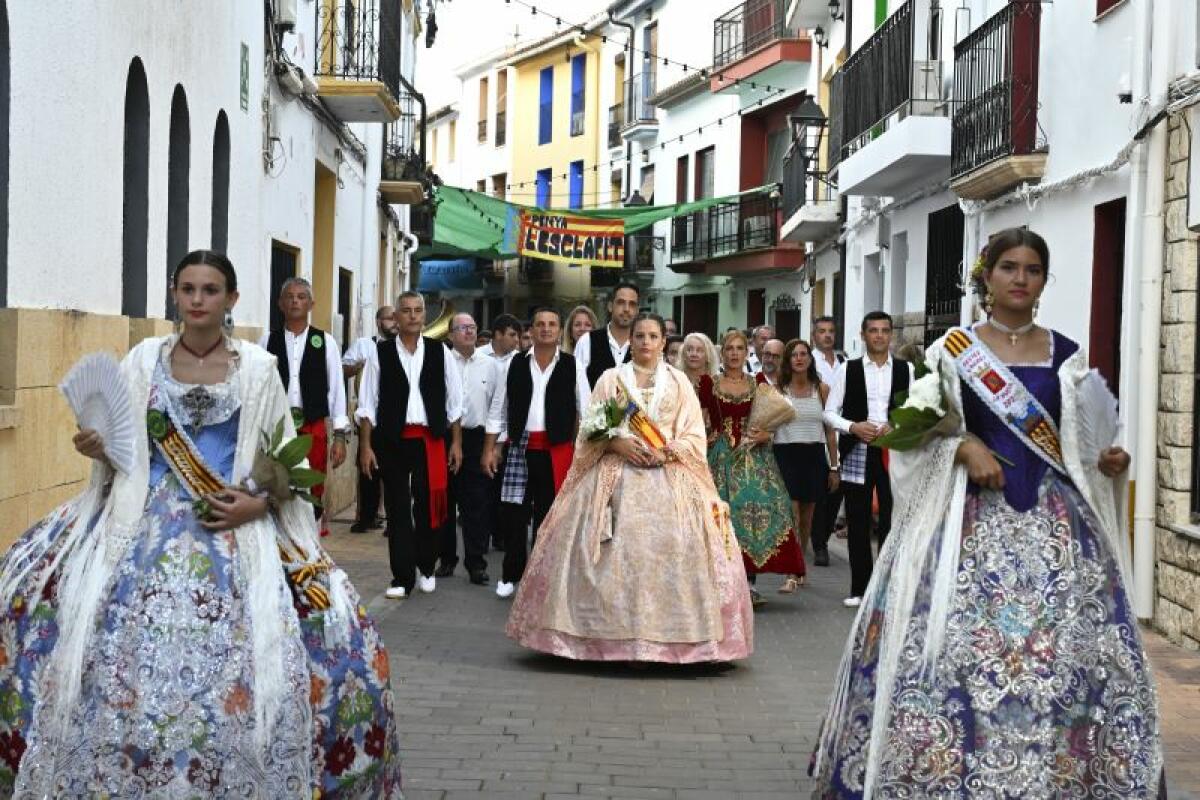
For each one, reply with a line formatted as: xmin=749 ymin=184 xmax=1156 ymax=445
xmin=495 ymin=109 xmax=507 ymax=147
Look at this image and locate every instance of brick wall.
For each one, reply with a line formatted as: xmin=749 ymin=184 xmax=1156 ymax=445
xmin=1154 ymin=110 xmax=1200 ymax=650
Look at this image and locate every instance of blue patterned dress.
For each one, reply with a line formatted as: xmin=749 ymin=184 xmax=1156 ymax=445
xmin=0 ymin=351 xmax=401 ymax=798
xmin=815 ymin=332 xmax=1162 ymax=798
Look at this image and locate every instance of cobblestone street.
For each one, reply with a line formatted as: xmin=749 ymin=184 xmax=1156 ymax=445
xmin=325 ymin=520 xmax=1200 ymax=800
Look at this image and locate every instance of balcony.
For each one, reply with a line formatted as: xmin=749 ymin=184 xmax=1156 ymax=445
xmin=477 ymin=118 xmax=488 ymax=143
xmin=495 ymin=109 xmax=507 ymax=147
xmin=780 ymin=144 xmax=840 ymax=243
xmin=788 ymin=0 xmax=831 ymax=29
xmin=380 ymin=80 xmax=427 ymax=205
xmin=711 ymin=0 xmax=811 ymax=95
xmin=570 ymin=109 xmax=586 ymax=137
xmin=622 ymin=74 xmax=659 ymax=142
xmin=950 ymin=1 xmax=1044 ymax=200
xmin=670 ymin=195 xmax=804 ymax=277
xmin=827 ymin=0 xmax=951 ymax=197
xmin=314 ymin=1 xmax=402 ymax=123
xmin=608 ymin=103 xmax=624 ymax=149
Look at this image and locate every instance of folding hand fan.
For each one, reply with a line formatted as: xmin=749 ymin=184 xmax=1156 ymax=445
xmin=59 ymin=353 xmax=137 ymax=475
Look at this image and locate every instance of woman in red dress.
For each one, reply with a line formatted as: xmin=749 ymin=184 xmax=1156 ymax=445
xmin=697 ymin=331 xmax=805 ymax=606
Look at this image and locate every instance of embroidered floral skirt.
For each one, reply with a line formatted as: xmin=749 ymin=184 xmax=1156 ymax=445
xmin=814 ymin=476 xmax=1162 ymax=798
xmin=0 ymin=478 xmax=402 ymax=798
xmin=708 ymin=438 xmax=805 ymax=575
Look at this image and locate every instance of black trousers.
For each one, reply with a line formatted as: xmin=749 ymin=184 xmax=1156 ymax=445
xmin=499 ymin=449 xmax=556 ymax=584
xmin=377 ymin=436 xmax=438 ymax=591
xmin=811 ymin=480 xmax=843 ymax=552
xmin=354 ymin=429 xmax=382 ymax=526
xmin=437 ymin=427 xmax=491 ymax=574
xmin=842 ymin=447 xmax=892 ymax=598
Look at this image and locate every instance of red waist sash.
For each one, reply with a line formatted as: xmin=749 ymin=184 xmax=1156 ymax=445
xmin=526 ymin=431 xmax=574 ymax=492
xmin=401 ymin=424 xmax=448 ymax=528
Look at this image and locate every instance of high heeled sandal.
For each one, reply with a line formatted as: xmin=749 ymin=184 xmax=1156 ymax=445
xmin=778 ymin=576 xmax=801 ymax=594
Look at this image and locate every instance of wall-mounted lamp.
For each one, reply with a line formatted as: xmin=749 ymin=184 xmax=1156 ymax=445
xmin=829 ymin=0 xmax=845 ymax=21
xmin=813 ymin=26 xmax=828 ymax=48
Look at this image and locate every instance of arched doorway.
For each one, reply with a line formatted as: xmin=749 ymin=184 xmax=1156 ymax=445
xmin=121 ymin=57 xmax=150 ymax=318
xmin=166 ymin=84 xmax=189 ymax=317
xmin=211 ymin=110 xmax=230 ymax=253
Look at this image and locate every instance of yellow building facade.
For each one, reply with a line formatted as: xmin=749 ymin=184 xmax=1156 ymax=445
xmin=508 ymin=31 xmax=609 ymax=307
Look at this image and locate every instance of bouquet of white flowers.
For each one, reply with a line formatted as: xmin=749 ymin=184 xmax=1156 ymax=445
xmin=874 ymin=366 xmax=962 ymax=451
xmin=580 ymin=397 xmax=627 ymax=442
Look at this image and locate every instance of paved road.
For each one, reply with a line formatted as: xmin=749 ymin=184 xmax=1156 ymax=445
xmin=324 ymin=521 xmax=1200 ymax=800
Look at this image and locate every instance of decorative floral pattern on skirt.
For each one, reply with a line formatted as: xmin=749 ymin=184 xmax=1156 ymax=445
xmin=0 ymin=477 xmax=402 ymax=798
xmin=707 ymin=437 xmax=804 ymax=574
xmin=815 ymin=476 xmax=1161 ymax=798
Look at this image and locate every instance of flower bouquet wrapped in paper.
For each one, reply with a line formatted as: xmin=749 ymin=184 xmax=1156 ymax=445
xmin=746 ymin=383 xmax=797 ymax=436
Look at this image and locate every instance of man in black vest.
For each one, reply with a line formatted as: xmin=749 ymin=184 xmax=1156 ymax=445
xmin=574 ymin=281 xmax=638 ymax=394
xmin=823 ymin=311 xmax=913 ymax=607
xmin=260 ymin=277 xmax=350 ymax=538
xmin=357 ymin=291 xmax=464 ymax=600
xmin=483 ymin=307 xmax=586 ymax=598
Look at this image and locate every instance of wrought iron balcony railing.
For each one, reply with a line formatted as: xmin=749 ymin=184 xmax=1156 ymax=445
xmin=781 ymin=144 xmax=835 ymax=219
xmin=826 ymin=0 xmax=945 ymax=170
xmin=608 ymin=103 xmax=624 ymax=148
xmin=671 ymin=195 xmax=779 ymax=264
xmin=713 ymin=0 xmax=797 ymax=68
xmin=951 ymin=1 xmax=1041 ymax=178
xmin=623 ymin=74 xmax=657 ymax=128
xmin=382 ymin=77 xmax=427 ymax=183
xmin=477 ymin=118 xmax=488 ymax=143
xmin=495 ymin=109 xmax=507 ymax=147
xmin=315 ymin=1 xmax=401 ymax=99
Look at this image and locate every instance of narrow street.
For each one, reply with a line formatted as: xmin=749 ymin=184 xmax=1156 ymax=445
xmin=325 ymin=521 xmax=1200 ymax=800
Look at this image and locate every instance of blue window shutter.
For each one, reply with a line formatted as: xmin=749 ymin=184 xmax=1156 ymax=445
xmin=569 ymin=161 xmax=584 ymax=209
xmin=570 ymin=54 xmax=586 ymax=120
xmin=539 ymin=67 xmax=553 ymax=145
xmin=536 ymin=168 xmax=552 ymax=208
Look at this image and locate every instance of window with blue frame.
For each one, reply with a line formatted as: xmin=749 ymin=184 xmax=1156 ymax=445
xmin=538 ymin=66 xmax=553 ymax=145
xmin=569 ymin=54 xmax=586 ymax=137
xmin=535 ymin=168 xmax=553 ymax=208
xmin=568 ymin=161 xmax=584 ymax=209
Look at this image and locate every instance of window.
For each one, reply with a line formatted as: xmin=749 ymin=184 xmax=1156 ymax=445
xmin=121 ymin=57 xmax=149 ymax=318
xmin=535 ymin=167 xmax=553 ymax=208
xmin=430 ymin=127 xmax=438 ymax=165
xmin=496 ymin=71 xmax=508 ymax=147
xmin=492 ymin=173 xmax=507 ymax=199
xmin=166 ymin=85 xmax=190 ymax=318
xmin=765 ymin=128 xmax=789 ymax=185
xmin=338 ymin=268 xmax=353 ymax=351
xmin=675 ymin=155 xmax=689 ymax=203
xmin=639 ymin=164 xmax=655 ymax=205
xmin=570 ymin=54 xmax=586 ymax=137
xmin=478 ymin=76 xmax=489 ymax=142
xmin=211 ymin=111 xmax=230 ymax=253
xmin=476 ymin=179 xmax=486 ymax=193
xmin=269 ymin=241 xmax=299 ymax=333
xmin=539 ymin=66 xmax=553 ymax=145
xmin=569 ymin=160 xmax=584 ymax=209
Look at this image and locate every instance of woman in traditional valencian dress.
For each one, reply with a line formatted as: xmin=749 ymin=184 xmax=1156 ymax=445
xmin=507 ymin=314 xmax=753 ymax=663
xmin=0 ymin=251 xmax=401 ymax=797
xmin=698 ymin=331 xmax=804 ymax=606
xmin=813 ymin=229 xmax=1162 ymax=798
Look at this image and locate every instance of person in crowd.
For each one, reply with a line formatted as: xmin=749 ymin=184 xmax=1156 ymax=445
xmin=665 ymin=334 xmax=684 ymax=366
xmin=772 ymin=340 xmax=839 ymax=593
xmin=575 ymin=282 xmax=639 ymax=392
xmin=438 ymin=313 xmax=493 ymax=586
xmin=664 ymin=317 xmax=679 ymax=336
xmin=810 ymin=316 xmax=846 ymax=566
xmin=698 ymin=330 xmax=804 ymax=608
xmin=507 ymin=313 xmax=753 ymax=663
xmin=746 ymin=324 xmax=774 ymax=375
xmin=823 ymin=311 xmax=912 ymax=607
xmin=0 ymin=250 xmax=402 ymax=795
xmin=481 ymin=313 xmax=522 ymax=550
xmin=675 ymin=332 xmax=720 ymax=392
xmin=260 ymin=277 xmax=350 ymax=538
xmin=562 ymin=304 xmax=599 ymax=355
xmin=477 ymin=329 xmax=492 ymax=348
xmin=343 ymin=305 xmax=397 ymax=533
xmin=483 ymin=307 xmax=586 ymax=599
xmin=357 ymin=291 xmax=464 ymax=600
xmin=758 ymin=338 xmax=785 ymax=386
xmin=814 ymin=228 xmax=1163 ymax=798
xmin=480 ymin=313 xmax=520 ymax=362
xmin=519 ymin=321 xmax=533 ymax=353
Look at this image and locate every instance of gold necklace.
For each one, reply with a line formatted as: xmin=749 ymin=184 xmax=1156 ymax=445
xmin=631 ymin=361 xmax=657 ymax=375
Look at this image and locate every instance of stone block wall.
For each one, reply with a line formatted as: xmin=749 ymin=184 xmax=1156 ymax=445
xmin=1155 ymin=110 xmax=1200 ymax=650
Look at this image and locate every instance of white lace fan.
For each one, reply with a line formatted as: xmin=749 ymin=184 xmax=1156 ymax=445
xmin=59 ymin=353 xmax=136 ymax=475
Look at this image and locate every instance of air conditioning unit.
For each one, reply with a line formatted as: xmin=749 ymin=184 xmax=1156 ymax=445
xmin=275 ymin=0 xmax=298 ymax=32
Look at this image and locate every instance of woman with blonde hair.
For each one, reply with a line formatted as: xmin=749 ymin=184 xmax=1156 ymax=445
xmin=562 ymin=304 xmax=599 ymax=354
xmin=675 ymin=332 xmax=719 ymax=391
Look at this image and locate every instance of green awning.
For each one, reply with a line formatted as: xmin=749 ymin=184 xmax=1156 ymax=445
xmin=413 ymin=184 xmax=776 ymax=262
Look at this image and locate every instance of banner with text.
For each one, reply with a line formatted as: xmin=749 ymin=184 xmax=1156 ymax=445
xmin=517 ymin=211 xmax=625 ymax=268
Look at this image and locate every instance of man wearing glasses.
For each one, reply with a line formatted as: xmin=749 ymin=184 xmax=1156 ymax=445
xmin=437 ymin=313 xmax=494 ymax=585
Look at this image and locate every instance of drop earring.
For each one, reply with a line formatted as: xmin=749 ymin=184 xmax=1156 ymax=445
xmin=984 ymin=289 xmax=995 ymax=313
xmin=223 ymin=310 xmax=235 ymax=336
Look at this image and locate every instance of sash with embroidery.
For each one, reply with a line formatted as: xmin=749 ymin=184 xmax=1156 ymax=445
xmin=943 ymin=327 xmax=1067 ymax=475
xmin=615 ymin=372 xmax=668 ymax=449
xmin=145 ymin=384 xmax=229 ymax=503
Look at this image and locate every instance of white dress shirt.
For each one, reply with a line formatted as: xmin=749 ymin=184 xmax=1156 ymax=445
xmin=573 ymin=323 xmax=630 ymax=402
xmin=488 ymin=349 xmax=587 ymax=437
xmin=355 ymin=337 xmax=464 ymax=428
xmin=454 ymin=347 xmax=497 ymax=430
xmin=814 ymin=349 xmax=844 ymax=387
xmin=258 ymin=326 xmax=349 ymax=431
xmin=746 ymin=347 xmax=761 ymax=375
xmin=342 ymin=335 xmax=380 ymax=366
xmin=822 ymin=355 xmax=915 ymax=434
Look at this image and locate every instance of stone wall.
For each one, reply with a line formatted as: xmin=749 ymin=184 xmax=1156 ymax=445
xmin=1154 ymin=110 xmax=1200 ymax=650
